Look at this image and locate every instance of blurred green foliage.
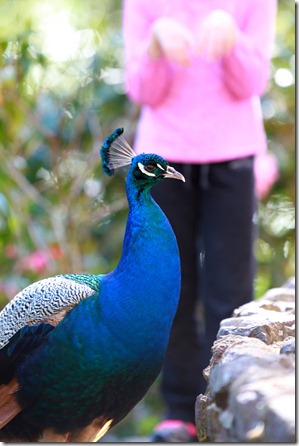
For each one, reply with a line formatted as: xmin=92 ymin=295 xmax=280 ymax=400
xmin=255 ymin=0 xmax=295 ymax=296
xmin=0 ymin=0 xmax=295 ymax=440
xmin=0 ymin=0 xmax=132 ymax=309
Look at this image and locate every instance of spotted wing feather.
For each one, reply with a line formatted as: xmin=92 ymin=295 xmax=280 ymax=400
xmin=0 ymin=276 xmax=96 ymax=349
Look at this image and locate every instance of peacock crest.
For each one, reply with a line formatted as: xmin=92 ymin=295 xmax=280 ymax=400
xmin=100 ymin=128 xmax=136 ymax=176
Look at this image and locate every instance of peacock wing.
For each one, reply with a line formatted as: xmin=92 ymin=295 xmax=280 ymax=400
xmin=0 ymin=274 xmax=103 ymax=351
xmin=0 ymin=274 xmax=103 ymax=430
xmin=0 ymin=323 xmax=57 ymax=428
xmin=0 ymin=323 xmax=55 ymax=385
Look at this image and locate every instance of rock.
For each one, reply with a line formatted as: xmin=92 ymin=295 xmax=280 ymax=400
xmin=195 ymin=394 xmax=211 ymax=442
xmin=280 ymin=337 xmax=296 ymax=354
xmin=203 ymin=335 xmax=277 ymax=386
xmin=229 ymin=358 xmax=295 ymax=442
xmin=232 ymin=287 xmax=295 ymax=316
xmin=195 ymin=282 xmax=296 ymax=443
xmin=218 ymin=310 xmax=295 ymax=344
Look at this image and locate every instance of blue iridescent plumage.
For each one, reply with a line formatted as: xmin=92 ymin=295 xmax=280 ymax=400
xmin=0 ymin=129 xmax=185 ymax=442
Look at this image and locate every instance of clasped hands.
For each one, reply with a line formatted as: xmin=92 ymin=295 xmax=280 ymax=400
xmin=148 ymin=10 xmax=238 ymax=66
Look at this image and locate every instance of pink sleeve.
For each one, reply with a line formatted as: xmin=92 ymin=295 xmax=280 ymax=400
xmin=123 ymin=0 xmax=174 ymax=106
xmin=222 ymin=0 xmax=277 ymax=99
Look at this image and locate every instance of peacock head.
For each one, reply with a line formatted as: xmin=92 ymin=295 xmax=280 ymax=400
xmin=100 ymin=128 xmax=185 ymax=190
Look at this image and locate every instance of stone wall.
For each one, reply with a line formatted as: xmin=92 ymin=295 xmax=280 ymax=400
xmin=195 ymin=282 xmax=295 ymax=443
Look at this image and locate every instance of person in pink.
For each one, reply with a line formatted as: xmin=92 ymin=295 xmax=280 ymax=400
xmin=123 ymin=0 xmax=278 ymax=441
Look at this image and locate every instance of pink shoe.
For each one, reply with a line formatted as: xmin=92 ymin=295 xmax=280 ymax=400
xmin=151 ymin=419 xmax=198 ymax=442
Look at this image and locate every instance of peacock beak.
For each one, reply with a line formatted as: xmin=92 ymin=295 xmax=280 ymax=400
xmin=163 ymin=166 xmax=185 ymax=182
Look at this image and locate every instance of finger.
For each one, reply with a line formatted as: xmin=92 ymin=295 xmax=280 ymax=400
xmin=208 ymin=30 xmax=233 ymax=60
xmin=169 ymin=44 xmax=191 ymax=66
xmin=206 ymin=32 xmax=223 ymax=60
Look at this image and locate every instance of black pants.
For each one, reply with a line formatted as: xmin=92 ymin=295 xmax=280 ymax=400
xmin=151 ymin=157 xmax=256 ymax=423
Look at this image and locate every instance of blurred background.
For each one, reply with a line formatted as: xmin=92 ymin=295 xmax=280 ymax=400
xmin=0 ymin=0 xmax=295 ymax=440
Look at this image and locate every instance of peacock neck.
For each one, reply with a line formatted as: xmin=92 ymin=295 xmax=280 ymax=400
xmin=119 ymin=183 xmax=175 ymax=269
xmin=110 ymin=182 xmax=181 ymax=333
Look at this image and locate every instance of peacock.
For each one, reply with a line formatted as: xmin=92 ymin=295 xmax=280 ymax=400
xmin=0 ymin=128 xmax=185 ymax=442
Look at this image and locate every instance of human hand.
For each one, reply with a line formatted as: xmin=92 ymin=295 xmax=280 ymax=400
xmin=148 ymin=17 xmax=194 ymax=67
xmin=254 ymin=152 xmax=279 ymax=200
xmin=195 ymin=9 xmax=238 ymax=61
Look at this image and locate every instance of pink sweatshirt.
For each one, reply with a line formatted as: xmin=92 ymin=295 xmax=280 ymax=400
xmin=123 ymin=0 xmax=277 ymax=164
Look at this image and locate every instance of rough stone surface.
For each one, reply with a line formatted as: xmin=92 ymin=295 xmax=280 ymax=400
xmin=195 ymin=284 xmax=295 ymax=443
xmin=217 ymin=310 xmax=295 ymax=344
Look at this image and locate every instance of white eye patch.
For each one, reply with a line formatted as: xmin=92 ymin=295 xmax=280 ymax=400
xmin=137 ymin=162 xmax=156 ymax=177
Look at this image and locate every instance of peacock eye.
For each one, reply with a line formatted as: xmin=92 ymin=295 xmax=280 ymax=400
xmin=145 ymin=164 xmax=156 ymax=172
